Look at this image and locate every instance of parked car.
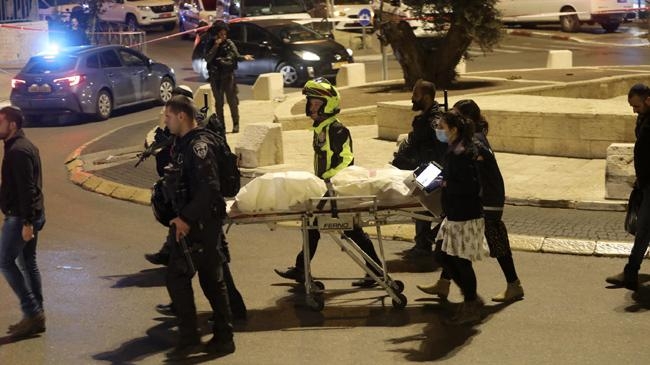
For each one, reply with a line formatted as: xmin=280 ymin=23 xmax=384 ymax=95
xmin=498 ymin=0 xmax=631 ymax=33
xmin=38 ymin=0 xmax=89 ymax=23
xmin=194 ymin=19 xmax=353 ymax=86
xmin=99 ymin=0 xmax=178 ymax=31
xmin=178 ymin=0 xmax=222 ymax=38
xmin=331 ymin=0 xmax=374 ymax=32
xmin=10 ymin=45 xmax=176 ymax=123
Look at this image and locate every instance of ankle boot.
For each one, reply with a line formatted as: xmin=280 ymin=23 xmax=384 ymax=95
xmin=417 ymin=278 xmax=451 ymax=299
xmin=492 ymin=279 xmax=525 ymax=302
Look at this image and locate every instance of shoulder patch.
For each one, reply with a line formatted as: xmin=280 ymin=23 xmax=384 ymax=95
xmin=193 ymin=141 xmax=209 ymax=159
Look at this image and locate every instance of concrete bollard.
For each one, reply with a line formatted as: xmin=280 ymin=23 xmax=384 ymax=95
xmin=605 ymin=143 xmax=635 ymax=200
xmin=336 ymin=63 xmax=366 ymax=87
xmin=252 ymin=73 xmax=284 ymax=101
xmin=546 ymin=50 xmax=573 ymax=69
xmin=235 ymin=123 xmax=284 ymax=168
xmin=194 ymin=84 xmax=216 ymax=116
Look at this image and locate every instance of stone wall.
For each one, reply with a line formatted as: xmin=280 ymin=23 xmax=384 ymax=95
xmin=0 ymin=21 xmax=49 ymax=67
xmin=605 ymin=143 xmax=635 ymax=200
xmin=519 ymin=74 xmax=650 ymax=100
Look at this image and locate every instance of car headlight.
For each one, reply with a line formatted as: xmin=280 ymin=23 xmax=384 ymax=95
xmin=138 ymin=6 xmax=151 ymax=11
xmin=346 ymin=48 xmax=353 ymax=57
xmin=294 ymin=51 xmax=320 ymax=61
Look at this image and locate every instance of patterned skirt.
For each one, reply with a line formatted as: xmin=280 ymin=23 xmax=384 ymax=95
xmin=436 ymin=217 xmax=489 ymax=261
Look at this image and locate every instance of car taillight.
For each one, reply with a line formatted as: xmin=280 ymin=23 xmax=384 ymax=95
xmin=53 ymin=75 xmax=85 ymax=87
xmin=11 ymin=79 xmax=25 ymax=89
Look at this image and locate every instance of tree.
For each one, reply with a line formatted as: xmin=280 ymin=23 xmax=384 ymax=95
xmin=375 ymin=0 xmax=501 ymax=88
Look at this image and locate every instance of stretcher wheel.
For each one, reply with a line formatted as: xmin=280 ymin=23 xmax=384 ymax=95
xmin=313 ymin=281 xmax=325 ymax=291
xmin=391 ymin=280 xmax=405 ymax=294
xmin=306 ymin=295 xmax=325 ymax=311
xmin=392 ymin=293 xmax=408 ymax=310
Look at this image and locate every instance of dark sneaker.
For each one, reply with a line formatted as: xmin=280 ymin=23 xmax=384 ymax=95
xmin=274 ymin=267 xmax=305 ymax=283
xmin=204 ymin=337 xmax=236 ymax=356
xmin=7 ymin=318 xmax=28 ymax=333
xmin=155 ymin=303 xmax=176 ymax=316
xmin=145 ymin=252 xmax=168 ymax=266
xmin=606 ymin=272 xmax=625 ymax=286
xmin=9 ymin=312 xmax=45 ymax=338
xmin=351 ymin=274 xmax=378 ymax=288
xmin=166 ymin=339 xmax=203 ymax=360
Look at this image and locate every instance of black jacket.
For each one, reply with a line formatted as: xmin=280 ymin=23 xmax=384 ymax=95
xmin=440 ymin=143 xmax=482 ymax=221
xmin=392 ymin=102 xmax=446 ymax=170
xmin=1 ymin=130 xmax=44 ymax=224
xmin=635 ymin=113 xmax=650 ymax=189
xmin=205 ymin=38 xmax=244 ymax=78
xmin=169 ymin=128 xmax=225 ymax=228
xmin=474 ymin=133 xmax=505 ymax=209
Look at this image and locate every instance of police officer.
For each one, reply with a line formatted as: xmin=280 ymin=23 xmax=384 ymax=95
xmin=162 ymin=95 xmax=234 ymax=359
xmin=274 ymin=78 xmax=383 ymax=288
xmin=204 ymin=21 xmax=253 ymax=134
xmin=391 ymin=79 xmax=446 ymax=259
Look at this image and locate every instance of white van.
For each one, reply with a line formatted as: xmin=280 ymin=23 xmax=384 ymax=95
xmin=498 ymin=0 xmax=632 ymax=33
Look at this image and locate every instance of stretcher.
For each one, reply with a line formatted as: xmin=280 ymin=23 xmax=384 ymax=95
xmin=226 ymin=193 xmax=441 ymax=311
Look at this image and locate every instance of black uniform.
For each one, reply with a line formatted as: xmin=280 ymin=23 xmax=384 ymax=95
xmin=391 ymin=102 xmax=446 ymax=253
xmin=164 ymin=127 xmax=233 ymax=346
xmin=205 ymin=38 xmax=245 ymax=131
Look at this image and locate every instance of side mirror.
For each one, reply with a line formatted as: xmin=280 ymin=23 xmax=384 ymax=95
xmin=148 ymin=58 xmax=154 ymax=66
xmin=325 ymin=33 xmax=335 ymax=40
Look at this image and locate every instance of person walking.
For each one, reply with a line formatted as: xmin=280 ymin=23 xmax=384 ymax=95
xmin=391 ymin=79 xmax=446 ymax=259
xmin=274 ymin=78 xmax=383 ymax=288
xmin=0 ymin=106 xmax=46 ymax=338
xmin=417 ymin=100 xmax=524 ymax=303
xmin=430 ymin=110 xmax=489 ymax=325
xmin=607 ymin=84 xmax=650 ymax=291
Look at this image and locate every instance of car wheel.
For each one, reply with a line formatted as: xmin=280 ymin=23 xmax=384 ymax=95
xmin=277 ymin=62 xmax=300 ymax=87
xmin=158 ymin=76 xmax=175 ymax=104
xmin=126 ymin=14 xmax=138 ymax=31
xmin=95 ymin=90 xmax=113 ymax=120
xmin=162 ymin=22 xmax=175 ymax=32
xmin=559 ymin=7 xmax=580 ymax=33
xmin=600 ymin=22 xmax=620 ymax=33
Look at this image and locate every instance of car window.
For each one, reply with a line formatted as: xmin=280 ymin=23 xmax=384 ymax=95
xmin=99 ymin=50 xmax=122 ymax=68
xmin=268 ymin=23 xmax=323 ymax=42
xmin=119 ymin=50 xmax=146 ymax=67
xmin=244 ymin=25 xmax=270 ymax=44
xmin=86 ymin=54 xmax=100 ymax=69
xmin=24 ymin=55 xmax=78 ymax=74
xmin=228 ymin=23 xmax=243 ymax=42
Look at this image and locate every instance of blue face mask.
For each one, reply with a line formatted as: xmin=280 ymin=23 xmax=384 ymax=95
xmin=435 ymin=129 xmax=448 ymax=143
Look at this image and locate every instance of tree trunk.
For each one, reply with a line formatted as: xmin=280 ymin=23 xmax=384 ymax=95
xmin=379 ymin=13 xmax=472 ymax=89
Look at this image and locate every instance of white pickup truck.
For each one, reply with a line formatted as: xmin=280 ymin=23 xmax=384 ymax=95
xmin=99 ymin=0 xmax=178 ymax=31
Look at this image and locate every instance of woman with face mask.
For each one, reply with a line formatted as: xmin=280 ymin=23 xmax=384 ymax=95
xmin=430 ymin=111 xmax=489 ymax=325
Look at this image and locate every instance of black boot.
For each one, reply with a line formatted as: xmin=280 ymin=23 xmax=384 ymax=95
xmin=624 ymin=264 xmax=639 ymax=291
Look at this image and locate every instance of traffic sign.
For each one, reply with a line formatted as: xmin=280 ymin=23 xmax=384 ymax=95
xmin=358 ymin=8 xmax=372 ymax=27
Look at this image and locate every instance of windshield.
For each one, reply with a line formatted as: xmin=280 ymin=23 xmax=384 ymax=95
xmin=267 ymin=23 xmax=324 ymax=42
xmin=241 ymin=0 xmax=306 ymax=17
xmin=24 ymin=55 xmax=78 ymax=74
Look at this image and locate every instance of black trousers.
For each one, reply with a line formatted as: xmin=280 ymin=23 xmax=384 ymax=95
xmin=414 ymin=211 xmax=435 ymax=251
xmin=209 ymin=73 xmax=239 ymax=129
xmin=166 ymin=233 xmax=233 ymax=344
xmin=436 ymin=250 xmax=478 ymax=302
xmin=295 ymin=223 xmax=382 ymax=276
xmin=628 ymin=185 xmax=650 ymax=272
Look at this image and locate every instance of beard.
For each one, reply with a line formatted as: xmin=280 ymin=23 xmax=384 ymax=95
xmin=411 ymin=99 xmax=424 ymax=111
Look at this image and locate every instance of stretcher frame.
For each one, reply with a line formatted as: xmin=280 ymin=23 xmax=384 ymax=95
xmin=226 ymin=195 xmax=440 ymax=311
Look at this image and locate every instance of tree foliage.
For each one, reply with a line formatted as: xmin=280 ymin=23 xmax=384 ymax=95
xmin=376 ymin=0 xmax=502 ymax=88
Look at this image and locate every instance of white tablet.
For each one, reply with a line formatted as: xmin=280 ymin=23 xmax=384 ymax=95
xmin=415 ymin=162 xmax=443 ymax=189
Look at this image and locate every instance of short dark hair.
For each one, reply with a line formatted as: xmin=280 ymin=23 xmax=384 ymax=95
xmin=0 ymin=106 xmax=24 ymax=129
xmin=415 ymin=79 xmax=436 ymax=98
xmin=628 ymin=83 xmax=650 ymax=99
xmin=165 ymin=95 xmax=196 ymax=121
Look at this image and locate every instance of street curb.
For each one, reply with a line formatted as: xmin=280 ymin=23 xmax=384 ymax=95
xmin=65 ymin=120 xmax=156 ymax=206
xmin=504 ymin=28 xmax=650 ymax=47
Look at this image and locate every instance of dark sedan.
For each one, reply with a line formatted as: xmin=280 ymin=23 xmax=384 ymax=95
xmin=216 ymin=19 xmax=354 ymax=87
xmin=10 ymin=45 xmax=176 ymax=123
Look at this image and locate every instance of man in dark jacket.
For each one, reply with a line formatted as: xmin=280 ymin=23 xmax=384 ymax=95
xmin=607 ymin=84 xmax=650 ymax=290
xmin=392 ymin=79 xmax=446 ymax=258
xmin=204 ymin=21 xmax=253 ymax=134
xmin=0 ymin=106 xmax=46 ymax=338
